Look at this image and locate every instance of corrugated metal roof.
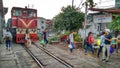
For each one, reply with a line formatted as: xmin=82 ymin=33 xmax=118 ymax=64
xmin=89 ymin=8 xmax=120 ymax=13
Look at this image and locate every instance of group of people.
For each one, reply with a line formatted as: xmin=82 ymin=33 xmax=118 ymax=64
xmin=2 ymin=27 xmax=119 ymax=62
xmin=67 ymin=28 xmax=119 ymax=62
xmin=84 ymin=29 xmax=112 ymax=62
xmin=97 ymin=29 xmax=112 ymax=62
xmin=85 ymin=29 xmax=120 ymax=62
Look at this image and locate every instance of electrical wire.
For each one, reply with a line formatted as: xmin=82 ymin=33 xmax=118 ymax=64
xmin=78 ymin=0 xmax=84 ymax=8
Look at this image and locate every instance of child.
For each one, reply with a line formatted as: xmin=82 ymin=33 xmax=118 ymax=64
xmin=97 ymin=32 xmax=105 ymax=58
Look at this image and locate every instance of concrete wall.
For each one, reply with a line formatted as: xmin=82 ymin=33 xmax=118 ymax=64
xmin=80 ymin=22 xmax=110 ymax=40
xmin=0 ymin=12 xmax=2 ymax=42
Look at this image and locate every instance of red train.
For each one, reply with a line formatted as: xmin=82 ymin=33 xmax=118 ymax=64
xmin=10 ymin=7 xmax=38 ymax=43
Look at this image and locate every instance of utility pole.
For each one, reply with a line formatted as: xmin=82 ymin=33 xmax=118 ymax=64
xmin=0 ymin=0 xmax=4 ymax=43
xmin=72 ymin=0 xmax=74 ymax=8
xmin=84 ymin=0 xmax=88 ymax=38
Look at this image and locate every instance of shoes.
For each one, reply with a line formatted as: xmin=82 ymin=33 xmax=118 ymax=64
xmin=102 ymin=59 xmax=109 ymax=62
xmin=105 ymin=60 xmax=109 ymax=62
xmin=84 ymin=53 xmax=87 ymax=55
xmin=97 ymin=56 xmax=99 ymax=58
xmin=102 ymin=59 xmax=106 ymax=62
xmin=8 ymin=47 xmax=11 ymax=51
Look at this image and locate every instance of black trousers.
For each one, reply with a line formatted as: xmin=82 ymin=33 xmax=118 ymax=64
xmin=44 ymin=38 xmax=48 ymax=44
xmin=97 ymin=46 xmax=107 ymax=58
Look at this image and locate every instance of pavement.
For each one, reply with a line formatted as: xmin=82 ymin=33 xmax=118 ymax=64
xmin=0 ymin=42 xmax=120 ymax=68
xmin=0 ymin=43 xmax=39 ymax=68
xmin=0 ymin=43 xmax=19 ymax=68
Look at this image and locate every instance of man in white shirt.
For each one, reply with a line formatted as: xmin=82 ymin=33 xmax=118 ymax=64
xmin=69 ymin=31 xmax=75 ymax=53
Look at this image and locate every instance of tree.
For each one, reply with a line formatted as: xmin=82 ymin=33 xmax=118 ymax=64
xmin=54 ymin=5 xmax=84 ymax=31
xmin=87 ymin=0 xmax=96 ymax=8
xmin=109 ymin=15 xmax=120 ymax=36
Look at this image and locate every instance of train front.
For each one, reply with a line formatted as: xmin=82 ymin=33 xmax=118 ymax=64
xmin=11 ymin=7 xmax=38 ymax=43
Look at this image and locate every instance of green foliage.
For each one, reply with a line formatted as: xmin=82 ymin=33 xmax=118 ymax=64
xmin=59 ymin=31 xmax=70 ymax=38
xmin=74 ymin=32 xmax=83 ymax=42
xmin=109 ymin=15 xmax=120 ymax=31
xmin=87 ymin=0 xmax=96 ymax=8
xmin=48 ymin=36 xmax=60 ymax=44
xmin=54 ymin=5 xmax=84 ymax=31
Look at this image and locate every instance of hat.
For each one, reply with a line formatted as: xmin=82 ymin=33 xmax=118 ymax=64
xmin=105 ymin=29 xmax=110 ymax=32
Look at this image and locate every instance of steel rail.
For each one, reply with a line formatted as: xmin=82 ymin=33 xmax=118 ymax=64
xmin=34 ymin=43 xmax=74 ymax=68
xmin=22 ymin=45 xmax=44 ymax=68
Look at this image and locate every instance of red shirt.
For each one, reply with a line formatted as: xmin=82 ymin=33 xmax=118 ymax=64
xmin=88 ymin=35 xmax=94 ymax=44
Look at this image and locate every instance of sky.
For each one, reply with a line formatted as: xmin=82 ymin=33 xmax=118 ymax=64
xmin=3 ymin=0 xmax=83 ymax=20
xmin=3 ymin=0 xmax=114 ymax=21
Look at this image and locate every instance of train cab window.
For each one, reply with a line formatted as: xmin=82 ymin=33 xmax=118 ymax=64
xmin=13 ymin=10 xmax=22 ymax=16
xmin=23 ymin=10 xmax=28 ymax=16
xmin=28 ymin=11 xmax=36 ymax=17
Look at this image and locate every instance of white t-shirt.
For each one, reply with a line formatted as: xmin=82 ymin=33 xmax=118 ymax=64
xmin=69 ymin=33 xmax=74 ymax=43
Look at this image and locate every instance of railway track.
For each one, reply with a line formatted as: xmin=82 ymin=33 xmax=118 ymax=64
xmin=22 ymin=45 xmax=44 ymax=68
xmin=22 ymin=43 xmax=73 ymax=68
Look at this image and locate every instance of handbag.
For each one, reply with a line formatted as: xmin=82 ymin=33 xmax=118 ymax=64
xmin=40 ymin=40 xmax=45 ymax=46
xmin=110 ymin=46 xmax=114 ymax=54
xmin=68 ymin=44 xmax=72 ymax=48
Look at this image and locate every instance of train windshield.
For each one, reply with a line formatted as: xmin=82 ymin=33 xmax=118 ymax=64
xmin=13 ymin=10 xmax=22 ymax=16
xmin=22 ymin=10 xmax=36 ymax=18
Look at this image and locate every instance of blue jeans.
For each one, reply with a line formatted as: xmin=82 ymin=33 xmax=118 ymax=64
xmin=6 ymin=40 xmax=11 ymax=48
xmin=70 ymin=42 xmax=75 ymax=52
xmin=85 ymin=43 xmax=94 ymax=54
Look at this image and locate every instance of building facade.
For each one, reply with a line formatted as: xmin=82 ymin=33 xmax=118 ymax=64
xmin=95 ymin=0 xmax=120 ymax=9
xmin=46 ymin=19 xmax=53 ymax=34
xmin=0 ymin=0 xmax=8 ymax=43
xmin=37 ymin=17 xmax=47 ymax=33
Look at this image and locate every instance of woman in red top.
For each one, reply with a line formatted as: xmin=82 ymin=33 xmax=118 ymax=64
xmin=85 ymin=32 xmax=94 ymax=54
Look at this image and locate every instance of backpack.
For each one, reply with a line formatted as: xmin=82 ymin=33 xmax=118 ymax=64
xmin=67 ymin=37 xmax=70 ymax=44
xmin=84 ymin=37 xmax=88 ymax=45
xmin=97 ymin=39 xmax=101 ymax=46
xmin=5 ymin=34 xmax=10 ymax=40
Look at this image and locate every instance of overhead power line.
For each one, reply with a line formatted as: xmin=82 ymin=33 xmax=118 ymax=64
xmin=78 ymin=0 xmax=84 ymax=8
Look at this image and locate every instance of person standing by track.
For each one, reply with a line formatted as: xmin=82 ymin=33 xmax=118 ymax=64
xmin=43 ymin=28 xmax=49 ymax=45
xmin=25 ymin=29 xmax=31 ymax=47
xmin=3 ymin=29 xmax=13 ymax=51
